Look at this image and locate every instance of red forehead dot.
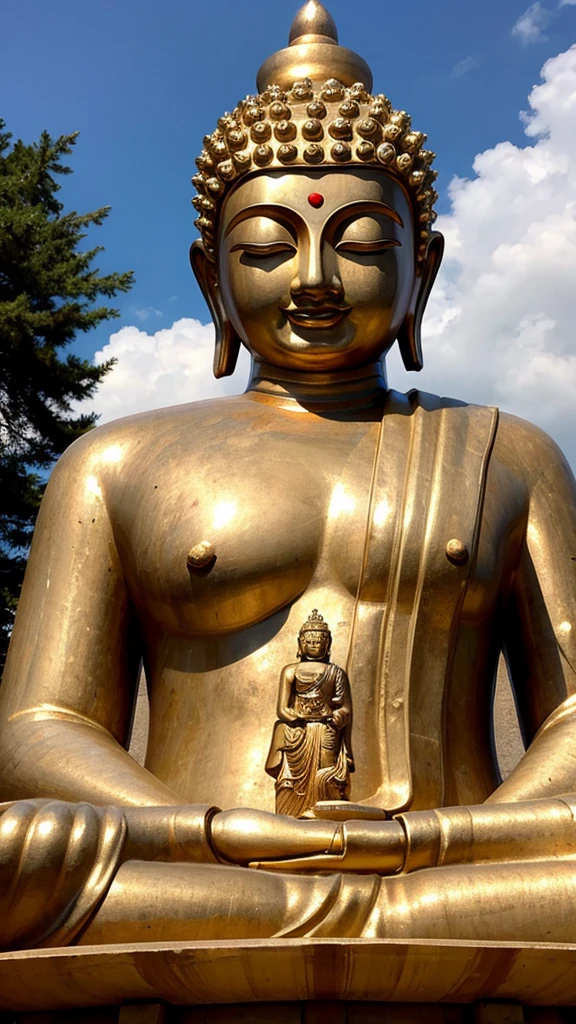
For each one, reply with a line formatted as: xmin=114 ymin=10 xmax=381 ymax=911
xmin=308 ymin=192 xmax=324 ymax=208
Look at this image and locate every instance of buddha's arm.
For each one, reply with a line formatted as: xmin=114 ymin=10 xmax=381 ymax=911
xmin=0 ymin=436 xmax=180 ymax=806
xmin=489 ymin=422 xmax=576 ymax=804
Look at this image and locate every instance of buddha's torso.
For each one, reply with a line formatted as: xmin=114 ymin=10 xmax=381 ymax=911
xmin=95 ymin=391 xmax=526 ymax=813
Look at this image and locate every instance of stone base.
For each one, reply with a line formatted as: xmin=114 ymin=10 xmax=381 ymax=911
xmin=4 ymin=1001 xmax=571 ymax=1022
xmin=1 ymin=939 xmax=576 ymax=1019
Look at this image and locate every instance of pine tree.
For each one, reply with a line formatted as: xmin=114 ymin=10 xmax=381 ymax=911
xmin=0 ymin=120 xmax=134 ymax=668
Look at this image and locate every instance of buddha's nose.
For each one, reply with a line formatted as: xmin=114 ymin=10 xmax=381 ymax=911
xmin=290 ymin=239 xmax=344 ymax=306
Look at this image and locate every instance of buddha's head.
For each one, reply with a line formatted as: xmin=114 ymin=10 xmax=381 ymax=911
xmin=298 ymin=609 xmax=331 ymax=661
xmin=190 ymin=2 xmax=443 ymax=378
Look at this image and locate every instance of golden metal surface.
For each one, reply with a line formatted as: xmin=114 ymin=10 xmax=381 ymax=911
xmin=3 ymin=938 xmax=576 ymax=1011
xmin=266 ymin=609 xmax=354 ymax=816
xmin=1 ymin=0 xmax=576 ymax=1009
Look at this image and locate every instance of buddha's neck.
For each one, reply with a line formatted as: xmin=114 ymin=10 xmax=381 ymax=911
xmin=247 ymin=360 xmax=389 ymax=416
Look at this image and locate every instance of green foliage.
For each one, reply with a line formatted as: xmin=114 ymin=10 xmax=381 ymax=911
xmin=0 ymin=119 xmax=134 ymax=668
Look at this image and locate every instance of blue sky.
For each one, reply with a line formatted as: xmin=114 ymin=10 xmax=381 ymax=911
xmin=2 ymin=0 xmax=576 ymax=365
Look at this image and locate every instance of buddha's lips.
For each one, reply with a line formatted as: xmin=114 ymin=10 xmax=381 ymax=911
xmin=282 ymin=305 xmax=352 ymax=330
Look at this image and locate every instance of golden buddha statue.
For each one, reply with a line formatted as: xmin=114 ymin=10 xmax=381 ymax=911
xmin=2 ymin=0 xmax=576 ymax=961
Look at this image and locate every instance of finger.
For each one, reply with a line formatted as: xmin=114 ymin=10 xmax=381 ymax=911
xmin=249 ymin=820 xmax=406 ymax=874
xmin=249 ymin=853 xmax=347 ymax=872
xmin=248 ymin=850 xmax=397 ymax=873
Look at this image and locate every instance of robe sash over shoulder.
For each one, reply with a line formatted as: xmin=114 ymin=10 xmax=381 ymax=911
xmin=349 ymin=391 xmax=499 ymax=814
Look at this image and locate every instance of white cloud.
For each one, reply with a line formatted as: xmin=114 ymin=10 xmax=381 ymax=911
xmin=512 ymin=2 xmax=551 ymax=42
xmin=83 ymin=318 xmax=250 ymax=424
xmin=134 ymin=306 xmax=163 ymax=321
xmin=388 ymin=44 xmax=576 ymax=465
xmin=451 ymin=56 xmax=477 ymax=79
xmin=560 ymin=0 xmax=576 ymax=6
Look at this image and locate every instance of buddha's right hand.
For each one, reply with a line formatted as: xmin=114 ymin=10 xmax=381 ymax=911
xmin=210 ymin=808 xmax=406 ymax=874
xmin=210 ymin=808 xmax=341 ymax=864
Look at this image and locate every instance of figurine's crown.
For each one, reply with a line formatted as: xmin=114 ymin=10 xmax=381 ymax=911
xmin=192 ymin=4 xmax=437 ymax=263
xmin=299 ymin=609 xmax=331 ymax=635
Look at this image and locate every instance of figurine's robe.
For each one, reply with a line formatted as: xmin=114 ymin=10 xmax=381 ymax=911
xmin=266 ymin=662 xmax=353 ymax=816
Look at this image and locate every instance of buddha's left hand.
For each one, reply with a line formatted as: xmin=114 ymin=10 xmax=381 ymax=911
xmin=210 ymin=808 xmax=406 ymax=874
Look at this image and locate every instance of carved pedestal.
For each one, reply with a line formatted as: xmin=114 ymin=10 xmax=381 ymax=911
xmin=2 ymin=939 xmax=576 ymax=1022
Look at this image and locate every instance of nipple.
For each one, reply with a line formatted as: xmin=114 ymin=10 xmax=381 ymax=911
xmin=445 ymin=538 xmax=469 ymax=566
xmin=187 ymin=541 xmax=216 ymax=572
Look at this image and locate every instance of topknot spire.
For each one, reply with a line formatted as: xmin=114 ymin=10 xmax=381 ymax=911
xmin=288 ymin=2 xmax=338 ymax=45
xmin=257 ymin=3 xmax=372 ymax=93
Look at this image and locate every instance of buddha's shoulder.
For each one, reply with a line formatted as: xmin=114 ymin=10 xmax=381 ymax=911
xmin=495 ymin=409 xmax=573 ymax=483
xmin=53 ymin=395 xmax=252 ymax=468
xmin=404 ymin=389 xmax=572 ymax=485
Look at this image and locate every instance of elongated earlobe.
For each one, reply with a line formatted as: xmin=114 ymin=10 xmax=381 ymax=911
xmin=189 ymin=241 xmax=241 ymax=379
xmin=397 ymin=232 xmax=444 ymax=372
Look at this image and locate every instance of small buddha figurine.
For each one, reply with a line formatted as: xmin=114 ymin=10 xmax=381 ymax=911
xmin=266 ymin=610 xmax=354 ymax=816
xmin=1 ymin=2 xmax=576 ymax=955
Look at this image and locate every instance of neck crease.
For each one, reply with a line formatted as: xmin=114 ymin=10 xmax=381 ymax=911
xmin=246 ymin=360 xmax=389 ymax=416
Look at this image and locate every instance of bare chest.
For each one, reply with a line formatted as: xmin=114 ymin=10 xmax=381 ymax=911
xmin=108 ymin=407 xmax=523 ymax=642
xmin=110 ymin=418 xmax=386 ymax=635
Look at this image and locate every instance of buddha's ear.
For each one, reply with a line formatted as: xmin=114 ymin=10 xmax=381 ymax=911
xmin=189 ymin=240 xmax=241 ymax=379
xmin=397 ymin=231 xmax=444 ymax=372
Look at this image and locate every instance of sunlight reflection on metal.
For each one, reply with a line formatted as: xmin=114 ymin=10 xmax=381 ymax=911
xmin=212 ymin=501 xmax=237 ymax=530
xmin=85 ymin=475 xmax=103 ymax=501
xmin=373 ymin=498 xmax=391 ymax=528
xmin=101 ymin=444 xmax=124 ymax=465
xmin=329 ymin=482 xmax=356 ymax=519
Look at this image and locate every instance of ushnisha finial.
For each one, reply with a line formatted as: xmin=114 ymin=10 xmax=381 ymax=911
xmin=257 ymin=2 xmax=372 ymax=93
xmin=288 ymin=2 xmax=338 ymax=45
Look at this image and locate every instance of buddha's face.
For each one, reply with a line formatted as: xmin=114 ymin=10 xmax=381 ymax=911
xmin=300 ymin=631 xmax=330 ymax=660
xmin=216 ymin=167 xmax=416 ymax=373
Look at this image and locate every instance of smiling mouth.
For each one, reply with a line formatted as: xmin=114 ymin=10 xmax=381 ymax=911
xmin=282 ymin=305 xmax=352 ymax=330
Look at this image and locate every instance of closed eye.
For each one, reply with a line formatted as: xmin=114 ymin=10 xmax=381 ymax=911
xmin=335 ymin=239 xmax=401 ymax=254
xmin=230 ymin=241 xmax=297 ymax=258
